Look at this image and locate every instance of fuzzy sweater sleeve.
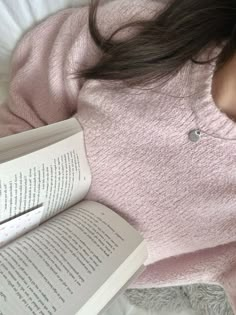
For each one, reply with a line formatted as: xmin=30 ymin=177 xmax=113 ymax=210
xmin=0 ymin=8 xmax=84 ymax=137
xmin=0 ymin=0 xmax=158 ymax=138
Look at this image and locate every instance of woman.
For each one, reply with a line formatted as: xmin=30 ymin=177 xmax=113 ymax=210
xmin=0 ymin=0 xmax=236 ymax=313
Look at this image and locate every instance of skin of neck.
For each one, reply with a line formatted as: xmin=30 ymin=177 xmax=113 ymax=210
xmin=212 ymin=52 xmax=236 ymax=121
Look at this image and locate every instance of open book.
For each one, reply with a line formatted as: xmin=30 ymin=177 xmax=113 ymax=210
xmin=0 ymin=118 xmax=148 ymax=315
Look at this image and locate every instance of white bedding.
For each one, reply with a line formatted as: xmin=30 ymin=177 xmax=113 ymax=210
xmin=0 ymin=0 xmax=89 ymax=78
xmin=0 ymin=1 xmax=195 ymax=314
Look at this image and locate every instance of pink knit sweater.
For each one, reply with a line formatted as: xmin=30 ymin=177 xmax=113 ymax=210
xmin=1 ymin=0 xmax=236 ymax=312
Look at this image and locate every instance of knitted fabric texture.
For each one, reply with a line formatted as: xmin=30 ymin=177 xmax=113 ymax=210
xmin=0 ymin=0 xmax=236 ymax=312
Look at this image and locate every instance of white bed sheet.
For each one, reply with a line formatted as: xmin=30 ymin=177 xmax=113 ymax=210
xmin=0 ymin=1 xmax=195 ymax=314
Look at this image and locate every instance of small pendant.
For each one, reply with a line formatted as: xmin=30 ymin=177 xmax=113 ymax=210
xmin=188 ymin=129 xmax=201 ymax=142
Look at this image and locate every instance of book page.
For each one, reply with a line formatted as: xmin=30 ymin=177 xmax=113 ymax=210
xmin=0 ymin=205 xmax=44 ymax=248
xmin=0 ymin=201 xmax=147 ymax=315
xmin=0 ymin=118 xmax=81 ymax=163
xmin=0 ymin=131 xmax=91 ymax=226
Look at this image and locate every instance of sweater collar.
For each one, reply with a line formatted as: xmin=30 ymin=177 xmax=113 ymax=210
xmin=190 ymin=43 xmax=236 ymax=141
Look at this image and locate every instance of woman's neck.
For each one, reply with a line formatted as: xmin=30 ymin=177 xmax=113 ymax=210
xmin=212 ymin=53 xmax=236 ymax=122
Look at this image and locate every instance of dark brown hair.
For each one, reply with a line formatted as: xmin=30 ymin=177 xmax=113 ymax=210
xmin=78 ymin=0 xmax=236 ymax=87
